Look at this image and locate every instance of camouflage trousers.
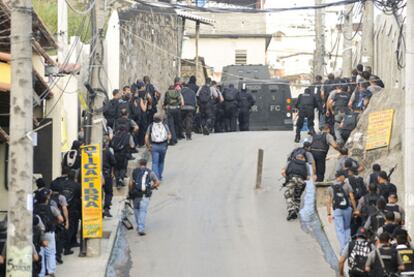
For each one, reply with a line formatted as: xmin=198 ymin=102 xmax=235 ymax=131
xmin=283 ymin=177 xmax=306 ymax=213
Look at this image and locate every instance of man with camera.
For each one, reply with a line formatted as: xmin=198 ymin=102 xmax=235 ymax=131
xmin=128 ymin=159 xmax=160 ymax=236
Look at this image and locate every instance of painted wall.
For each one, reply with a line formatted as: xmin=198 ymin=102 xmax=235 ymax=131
xmin=182 ymin=37 xmax=267 ymax=81
xmin=105 ymin=11 xmax=120 ymax=95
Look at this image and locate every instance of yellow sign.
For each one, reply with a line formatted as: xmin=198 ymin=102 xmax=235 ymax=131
xmin=366 ymin=109 xmax=394 ymax=151
xmin=81 ymin=144 xmax=103 ymax=238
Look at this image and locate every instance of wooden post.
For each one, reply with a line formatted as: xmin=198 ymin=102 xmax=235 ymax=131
xmin=256 ymin=149 xmax=264 ymax=189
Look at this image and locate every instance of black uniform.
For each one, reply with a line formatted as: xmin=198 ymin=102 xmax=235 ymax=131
xmin=103 ymin=98 xmax=120 ymax=128
xmin=113 ymin=117 xmax=134 ymax=187
xmin=180 ymin=87 xmax=197 ymax=139
xmin=197 ymin=85 xmax=215 ymax=134
xmin=103 ymin=146 xmax=117 ymax=211
xmin=222 ymin=86 xmax=239 ymax=132
xmin=146 ymin=83 xmax=158 ymax=124
xmin=284 ymin=159 xmax=308 ymax=219
xmin=310 ymin=132 xmax=330 ymax=182
xmin=295 ymin=89 xmax=319 ymax=138
xmin=236 ymin=90 xmax=255 ymax=131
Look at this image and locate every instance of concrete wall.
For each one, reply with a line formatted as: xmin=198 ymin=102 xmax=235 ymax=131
xmin=119 ymin=7 xmax=183 ymax=93
xmin=182 ymin=37 xmax=267 ymax=81
xmin=0 ymin=144 xmax=7 ymax=211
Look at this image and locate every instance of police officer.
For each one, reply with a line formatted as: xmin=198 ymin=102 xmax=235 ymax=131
xmin=236 ymin=84 xmax=255 ymax=131
xmin=281 ymin=153 xmax=308 ymax=220
xmin=196 ymin=78 xmax=220 ymax=135
xmin=222 ymin=84 xmax=239 ymax=132
xmin=327 ymin=82 xmax=351 ymax=145
xmin=310 ymin=125 xmax=344 ymax=182
xmin=295 ymin=88 xmax=319 ymax=143
xmin=103 ymin=135 xmax=117 ymax=217
xmin=164 ymin=84 xmax=184 ymax=145
xmin=396 ymin=232 xmax=414 ymax=276
xmin=180 ymin=83 xmax=197 ymax=140
xmin=103 ymin=89 xmax=121 ymax=128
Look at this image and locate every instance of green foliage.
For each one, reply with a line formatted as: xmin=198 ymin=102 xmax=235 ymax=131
xmin=33 ymin=0 xmax=91 ymax=42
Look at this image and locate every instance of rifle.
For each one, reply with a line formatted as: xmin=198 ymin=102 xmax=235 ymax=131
xmin=388 ymin=164 xmax=398 ymax=181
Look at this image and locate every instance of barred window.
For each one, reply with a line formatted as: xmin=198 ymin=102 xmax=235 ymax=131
xmin=235 ymin=50 xmax=247 ymax=65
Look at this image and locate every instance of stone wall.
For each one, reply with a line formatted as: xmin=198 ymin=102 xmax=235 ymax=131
xmin=118 ymin=5 xmax=183 ymax=93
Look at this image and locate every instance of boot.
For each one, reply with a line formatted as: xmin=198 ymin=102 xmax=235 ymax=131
xmin=294 ymin=133 xmax=301 ymax=143
xmin=286 ymin=211 xmax=297 ymax=221
xmin=103 ymin=208 xmax=112 ymax=218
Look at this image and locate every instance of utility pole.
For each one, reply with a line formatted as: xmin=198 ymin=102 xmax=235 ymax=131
xmin=314 ymin=0 xmax=325 ymax=78
xmin=361 ymin=0 xmax=374 ymax=68
xmin=404 ymin=0 xmax=414 ymax=236
xmin=6 ymin=0 xmax=33 ymax=276
xmin=342 ymin=4 xmax=353 ymax=77
xmin=195 ymin=21 xmax=200 ymax=83
xmin=85 ymin=0 xmax=106 ymax=256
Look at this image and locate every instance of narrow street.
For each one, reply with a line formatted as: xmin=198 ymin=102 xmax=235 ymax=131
xmin=126 ymin=131 xmax=334 ymax=277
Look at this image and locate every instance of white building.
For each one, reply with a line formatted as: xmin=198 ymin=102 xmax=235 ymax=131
xmin=182 ymin=12 xmax=271 ymax=81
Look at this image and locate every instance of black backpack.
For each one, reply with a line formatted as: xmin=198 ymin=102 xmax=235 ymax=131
xmin=348 ymin=176 xmax=367 ymax=201
xmin=367 ymin=210 xmax=386 ymax=235
xmin=33 ymin=203 xmax=56 ymax=232
xmin=288 ymin=147 xmax=308 ymax=162
xmin=61 ymin=185 xmax=75 ymax=205
xmin=348 ymin=240 xmax=373 ymax=274
xmin=103 ymin=99 xmax=119 ymax=120
xmin=130 ymin=168 xmax=152 ymax=198
xmin=111 ymin=132 xmax=130 ymax=152
xmin=332 ymin=184 xmax=350 ymax=210
xmin=361 ymin=193 xmax=380 ymax=218
xmin=223 ymin=88 xmax=237 ymax=102
xmin=198 ymin=85 xmax=212 ymax=105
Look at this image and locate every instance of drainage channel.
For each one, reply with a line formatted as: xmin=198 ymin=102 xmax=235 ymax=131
xmin=106 ymin=224 xmax=132 ymax=277
xmin=299 ymin=180 xmax=339 ymax=275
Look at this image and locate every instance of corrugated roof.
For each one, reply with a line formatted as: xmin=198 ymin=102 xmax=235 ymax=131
xmin=176 ymin=10 xmax=215 ymax=25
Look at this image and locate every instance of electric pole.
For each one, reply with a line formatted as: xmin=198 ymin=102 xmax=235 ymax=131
xmin=342 ymin=4 xmax=353 ymax=77
xmin=361 ymin=0 xmax=374 ymax=68
xmin=404 ymin=0 xmax=414 ymax=235
xmin=6 ymin=0 xmax=33 ymax=275
xmin=86 ymin=0 xmax=106 ymax=256
xmin=314 ymin=0 xmax=325 ymax=78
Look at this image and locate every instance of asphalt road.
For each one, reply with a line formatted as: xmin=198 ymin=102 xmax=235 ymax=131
xmin=126 ymin=131 xmax=334 ymax=277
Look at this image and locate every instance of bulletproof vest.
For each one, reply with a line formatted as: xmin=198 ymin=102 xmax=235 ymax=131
xmin=181 ymin=87 xmax=196 ymax=107
xmin=398 ymin=248 xmax=414 ymax=273
xmin=115 ymin=117 xmax=130 ymax=133
xmin=342 ymin=113 xmax=358 ymax=131
xmin=374 ymin=247 xmax=399 ymax=275
xmin=382 ymin=223 xmax=399 ymax=235
xmin=34 ymin=203 xmax=56 ymax=232
xmin=299 ymin=93 xmax=314 ymax=109
xmin=385 ymin=204 xmax=400 ymax=213
xmin=311 ymin=133 xmax=329 ymax=152
xmin=364 ymin=193 xmax=380 ymax=208
xmin=286 ymin=159 xmax=308 ymax=180
xmin=333 ymin=92 xmax=350 ymax=112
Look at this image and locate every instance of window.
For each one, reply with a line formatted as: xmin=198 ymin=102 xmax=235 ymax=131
xmin=235 ymin=50 xmax=247 ymax=65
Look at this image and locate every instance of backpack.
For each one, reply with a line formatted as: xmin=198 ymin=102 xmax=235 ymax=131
xmin=165 ymin=89 xmax=180 ymax=106
xmin=198 ymin=85 xmax=212 ymax=105
xmin=332 ymin=184 xmax=350 ymax=210
xmin=348 ymin=240 xmax=373 ymax=274
xmin=223 ymin=88 xmax=237 ymax=102
xmin=131 ymin=168 xmax=152 ymax=198
xmin=64 ymin=150 xmax=78 ymax=168
xmin=348 ymin=176 xmax=367 ymax=201
xmin=33 ymin=203 xmax=56 ymax=232
xmin=288 ymin=147 xmax=308 ymax=162
xmin=112 ymin=132 xmax=130 ymax=152
xmin=362 ymin=194 xmax=381 ymax=218
xmin=150 ymin=122 xmax=168 ymax=143
xmin=103 ymin=99 xmax=119 ymax=120
xmin=368 ymin=210 xmax=386 ymax=235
